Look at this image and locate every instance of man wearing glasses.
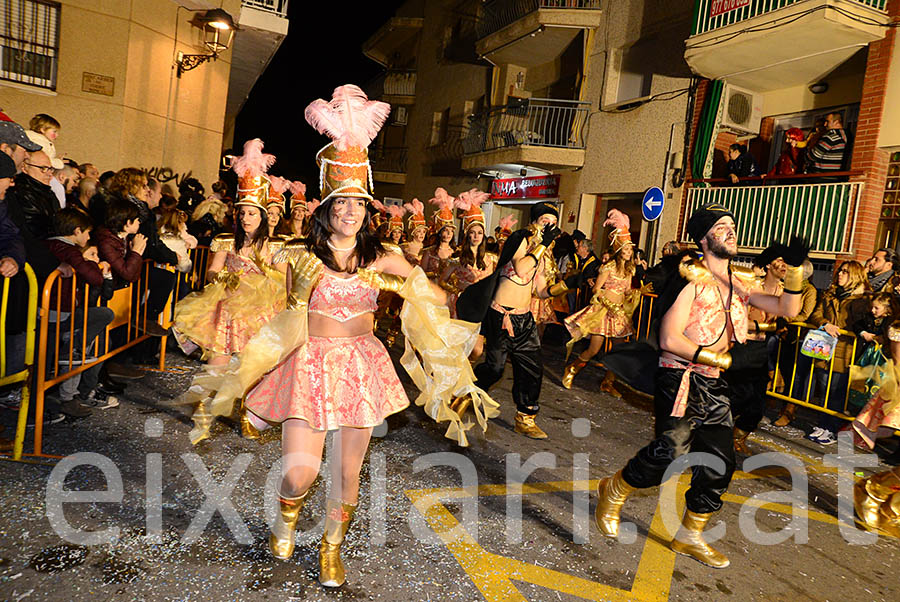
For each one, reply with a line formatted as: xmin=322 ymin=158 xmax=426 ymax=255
xmin=7 ymin=150 xmax=61 ymax=240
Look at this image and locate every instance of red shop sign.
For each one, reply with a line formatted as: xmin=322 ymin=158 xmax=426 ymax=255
xmin=490 ymin=174 xmax=560 ymax=200
xmin=709 ymin=0 xmax=750 ymax=18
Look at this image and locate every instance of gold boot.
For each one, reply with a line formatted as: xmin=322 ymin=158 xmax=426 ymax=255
xmin=669 ymin=510 xmax=730 ymax=568
xmin=239 ymin=397 xmax=261 ymax=440
xmin=188 ymin=399 xmax=214 ymax=445
xmin=599 ymin=371 xmax=622 ymax=398
xmin=774 ymin=403 xmax=796 ymax=427
xmin=595 ymin=469 xmax=636 ymax=538
xmin=269 ymin=489 xmax=311 ymax=560
xmin=854 ymin=468 xmax=900 ymax=530
xmin=319 ymin=498 xmax=357 ymax=587
xmin=515 ymin=412 xmax=548 ymax=439
xmin=880 ymin=492 xmax=900 ymax=538
xmin=562 ymin=359 xmax=587 ymax=389
xmin=733 ymin=427 xmax=751 ymax=456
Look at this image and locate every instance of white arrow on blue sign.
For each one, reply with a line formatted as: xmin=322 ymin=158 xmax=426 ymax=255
xmin=642 ymin=186 xmax=665 ymax=222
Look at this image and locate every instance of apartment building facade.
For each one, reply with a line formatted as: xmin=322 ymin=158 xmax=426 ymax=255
xmin=0 ymin=0 xmax=288 ymax=188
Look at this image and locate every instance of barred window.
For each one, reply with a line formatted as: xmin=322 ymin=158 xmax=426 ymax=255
xmin=0 ymin=0 xmax=60 ymax=90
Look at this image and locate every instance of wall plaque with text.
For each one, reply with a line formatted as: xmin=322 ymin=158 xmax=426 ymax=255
xmin=81 ymin=72 xmax=114 ymax=96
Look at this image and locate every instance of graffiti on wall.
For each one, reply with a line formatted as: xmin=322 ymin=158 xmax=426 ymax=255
xmin=144 ymin=166 xmax=194 ymax=188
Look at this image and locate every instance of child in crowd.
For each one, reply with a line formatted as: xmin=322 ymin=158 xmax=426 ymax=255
xmin=852 ymin=292 xmax=895 ymax=350
xmin=95 ymin=200 xmax=146 ymax=285
xmin=44 ymin=208 xmax=118 ymax=414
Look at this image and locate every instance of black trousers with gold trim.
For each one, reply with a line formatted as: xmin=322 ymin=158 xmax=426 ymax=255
xmin=474 ymin=307 xmax=542 ymax=415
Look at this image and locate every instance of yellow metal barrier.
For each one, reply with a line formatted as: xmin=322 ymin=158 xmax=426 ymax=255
xmin=0 ymin=264 xmax=39 ymax=461
xmin=154 ymin=246 xmax=210 ymax=372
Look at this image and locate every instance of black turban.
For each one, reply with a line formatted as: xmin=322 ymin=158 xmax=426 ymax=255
xmin=686 ymin=203 xmax=735 ymax=245
xmin=530 ymin=202 xmax=559 ymax=223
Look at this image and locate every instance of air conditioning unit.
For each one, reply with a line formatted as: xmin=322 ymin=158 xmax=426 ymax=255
xmin=720 ymin=84 xmax=763 ymax=136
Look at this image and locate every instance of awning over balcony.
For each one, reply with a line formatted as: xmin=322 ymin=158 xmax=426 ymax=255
xmin=685 ymin=0 xmax=889 ymax=91
xmin=682 ymin=180 xmax=864 ymax=255
xmin=362 ymin=17 xmax=423 ymax=67
xmin=476 ymin=0 xmax=602 ymax=66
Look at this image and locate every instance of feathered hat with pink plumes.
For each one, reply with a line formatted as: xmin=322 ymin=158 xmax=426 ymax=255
xmin=288 ymin=181 xmax=307 ymax=215
xmin=267 ymin=176 xmax=291 ymax=213
xmin=403 ymin=198 xmax=426 ymax=237
xmin=305 ymin=84 xmax=391 ymax=202
xmin=372 ymin=199 xmax=406 ymax=235
xmin=603 ymin=208 xmax=634 ymax=254
xmin=497 ymin=214 xmax=517 ymax=242
xmin=429 ymin=187 xmax=457 ymax=232
xmin=232 ymin=138 xmax=276 ymax=210
xmin=455 ymin=188 xmax=491 ymax=233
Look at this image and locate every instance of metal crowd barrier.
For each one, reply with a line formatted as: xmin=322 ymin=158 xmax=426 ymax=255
xmin=14 ymin=245 xmax=211 ymax=461
xmin=0 ymin=265 xmax=39 ymax=461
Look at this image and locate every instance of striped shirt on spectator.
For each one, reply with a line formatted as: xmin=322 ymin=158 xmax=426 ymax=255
xmin=807 ymin=128 xmax=847 ymax=172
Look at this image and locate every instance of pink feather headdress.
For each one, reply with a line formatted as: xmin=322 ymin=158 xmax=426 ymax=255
xmin=604 ymin=208 xmax=634 ymax=253
xmin=404 ymin=198 xmax=427 ymax=234
xmin=429 ymin=187 xmax=457 ymax=230
xmin=289 ymin=181 xmax=307 ymax=201
xmin=385 ymin=204 xmax=406 ymax=218
xmin=269 ymin=176 xmax=291 ymax=195
xmin=498 ymin=214 xmax=518 ymax=233
xmin=307 ymin=198 xmax=321 ymax=214
xmin=369 ymin=198 xmax=388 ymax=213
xmin=304 ymin=85 xmax=391 ymax=151
xmin=232 ymin=139 xmax=275 ymax=178
xmin=403 ymin=198 xmax=424 ymax=216
xmin=430 ymin=188 xmax=455 ymax=211
xmin=454 ymin=188 xmax=490 ymax=211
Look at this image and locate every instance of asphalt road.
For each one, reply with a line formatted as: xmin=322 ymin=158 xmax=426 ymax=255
xmin=1 ymin=337 xmax=898 ymax=602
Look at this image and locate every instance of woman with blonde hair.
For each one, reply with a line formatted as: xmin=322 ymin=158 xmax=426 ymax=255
xmin=806 ymin=259 xmax=869 ymax=445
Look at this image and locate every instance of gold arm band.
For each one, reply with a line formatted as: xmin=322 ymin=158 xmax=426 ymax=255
xmin=783 ymin=265 xmax=803 ymax=293
xmin=528 ymin=244 xmax=549 ymax=264
xmin=357 ymin=268 xmax=406 ymax=293
xmin=548 ymin=281 xmax=569 ymax=297
xmin=695 ymin=348 xmax=732 ymax=370
xmin=752 ymin=320 xmax=777 ymax=333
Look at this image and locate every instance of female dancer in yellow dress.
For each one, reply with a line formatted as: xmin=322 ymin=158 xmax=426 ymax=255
xmin=420 ymin=187 xmax=457 ymax=279
xmin=173 ymin=139 xmax=287 ymax=443
xmin=191 ymin=85 xmax=497 ymax=588
xmin=400 ymin=198 xmax=426 ymax=265
xmin=562 ymin=209 xmax=639 ymax=394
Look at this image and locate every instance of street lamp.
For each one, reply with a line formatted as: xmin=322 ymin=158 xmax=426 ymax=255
xmin=176 ymin=8 xmax=236 ymax=78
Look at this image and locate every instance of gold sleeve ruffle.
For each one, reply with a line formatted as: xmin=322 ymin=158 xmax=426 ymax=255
xmin=398 ymin=266 xmax=499 ymax=447
xmin=209 ymin=234 xmax=234 ymax=254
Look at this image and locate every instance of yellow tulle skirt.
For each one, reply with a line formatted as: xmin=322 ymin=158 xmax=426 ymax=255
xmin=173 ymin=271 xmax=286 ymax=357
xmin=565 ymin=291 xmax=639 ymax=342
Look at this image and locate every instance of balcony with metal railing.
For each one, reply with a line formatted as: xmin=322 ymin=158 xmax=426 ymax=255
xmin=462 ymin=97 xmax=590 ymax=172
xmin=371 ymin=147 xmax=409 ymax=184
xmin=366 ymin=70 xmax=417 ymax=105
xmin=681 ymin=174 xmax=865 ymax=256
xmin=241 ymin=0 xmax=289 ymax=17
xmin=476 ymin=0 xmax=603 ymax=66
xmin=685 ymin=0 xmax=890 ymax=91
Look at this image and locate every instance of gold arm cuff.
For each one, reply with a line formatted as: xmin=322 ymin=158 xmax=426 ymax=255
xmin=357 ymin=268 xmax=406 ymax=293
xmin=696 ymin=348 xmax=732 ymax=370
xmin=548 ymin=281 xmax=569 ymax=297
xmin=753 ymin=321 xmax=777 ymax=332
xmin=528 ymin=244 xmax=549 ymax=263
xmin=783 ymin=265 xmax=803 ymax=292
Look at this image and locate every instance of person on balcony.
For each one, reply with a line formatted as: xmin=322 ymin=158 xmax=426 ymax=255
xmin=805 ymin=113 xmax=848 ymax=174
xmin=725 ymin=143 xmax=761 ymax=185
xmin=592 ymin=203 xmax=806 ymax=570
xmin=769 ymin=128 xmax=807 ymax=177
xmin=866 ymin=248 xmax=897 ymax=293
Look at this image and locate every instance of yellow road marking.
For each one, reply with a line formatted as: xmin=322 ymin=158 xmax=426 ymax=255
xmin=405 ymin=445 xmax=849 ymax=601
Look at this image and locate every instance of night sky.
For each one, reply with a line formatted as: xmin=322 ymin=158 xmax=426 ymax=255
xmin=232 ymin=1 xmax=406 ymax=192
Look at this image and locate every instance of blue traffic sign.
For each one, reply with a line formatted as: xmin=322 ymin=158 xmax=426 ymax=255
xmin=642 ymin=186 xmax=665 ymax=221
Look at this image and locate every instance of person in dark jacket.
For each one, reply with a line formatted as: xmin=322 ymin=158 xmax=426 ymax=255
xmin=0 ymin=152 xmax=24 ymax=449
xmin=95 ymin=200 xmax=146 ymax=286
xmin=44 ymin=208 xmax=118 ymax=416
xmin=726 ymin=143 xmax=761 ymax=185
xmin=7 ymin=150 xmax=60 ymax=239
xmin=107 ymin=169 xmax=172 ymax=341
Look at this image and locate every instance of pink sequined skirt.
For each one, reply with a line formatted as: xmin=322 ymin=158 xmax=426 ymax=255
xmin=245 ymin=332 xmax=410 ymax=430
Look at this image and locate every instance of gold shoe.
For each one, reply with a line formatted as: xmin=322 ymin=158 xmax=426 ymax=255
xmin=319 ymin=499 xmax=357 ymax=587
xmin=595 ymin=469 xmax=635 ymax=538
xmin=188 ymin=399 xmax=214 ymax=445
xmin=599 ymin=371 xmax=622 ymax=398
xmin=774 ymin=404 xmax=796 ymax=427
xmin=562 ymin=360 xmax=587 ymax=389
xmin=733 ymin=427 xmax=751 ymax=456
xmin=669 ymin=510 xmax=730 ymax=568
xmin=269 ymin=489 xmax=311 ymax=560
xmin=855 ymin=468 xmax=900 ymax=531
xmin=514 ymin=412 xmax=548 ymax=439
xmin=241 ymin=412 xmax=261 ymax=440
xmin=880 ymin=492 xmax=900 ymax=538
